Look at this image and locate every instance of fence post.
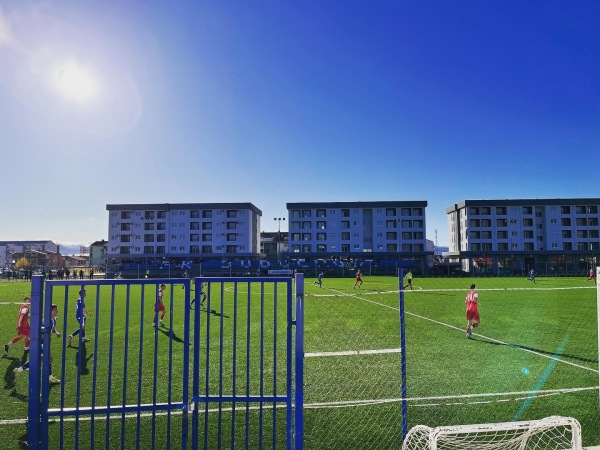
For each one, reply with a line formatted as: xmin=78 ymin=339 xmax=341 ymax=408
xmin=399 ymin=269 xmax=408 ymax=440
xmin=28 ymin=275 xmax=44 ymax=449
xmin=294 ymin=273 xmax=304 ymax=449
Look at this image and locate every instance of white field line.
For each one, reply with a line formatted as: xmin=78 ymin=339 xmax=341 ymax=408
xmin=307 ymin=285 xmax=596 ymax=297
xmin=305 ymin=348 xmax=401 ymax=357
xmin=1 ymin=386 xmax=598 ymax=426
xmin=321 ymin=287 xmax=599 ymax=374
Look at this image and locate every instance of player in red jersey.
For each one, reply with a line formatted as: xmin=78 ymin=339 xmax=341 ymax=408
xmin=153 ymin=284 xmax=167 ymax=327
xmin=5 ymin=296 xmax=32 ymax=354
xmin=465 ymin=284 xmax=480 ymax=339
xmin=587 ymin=268 xmax=596 ymax=284
xmin=353 ymin=269 xmax=363 ymax=289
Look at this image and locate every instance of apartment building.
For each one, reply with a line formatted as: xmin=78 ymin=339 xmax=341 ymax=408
xmin=446 ymin=199 xmax=600 ymax=274
xmin=106 ymin=203 xmax=262 ymax=260
xmin=286 ymin=201 xmax=429 ymax=258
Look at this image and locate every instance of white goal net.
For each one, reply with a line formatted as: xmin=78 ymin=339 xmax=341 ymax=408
xmin=402 ymin=415 xmax=582 ymax=450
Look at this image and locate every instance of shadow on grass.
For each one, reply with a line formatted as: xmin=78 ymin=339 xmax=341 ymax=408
xmin=3 ymin=351 xmax=29 ymax=390
xmin=74 ymin=342 xmax=93 ymax=376
xmin=156 ymin=325 xmax=184 ymax=343
xmin=479 ymin=338 xmax=598 ymax=364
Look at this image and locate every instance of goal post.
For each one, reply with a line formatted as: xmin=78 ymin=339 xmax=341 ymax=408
xmin=402 ymin=415 xmax=583 ymax=450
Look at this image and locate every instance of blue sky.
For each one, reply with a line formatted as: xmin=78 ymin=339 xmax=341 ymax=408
xmin=1 ymin=1 xmax=599 ymax=247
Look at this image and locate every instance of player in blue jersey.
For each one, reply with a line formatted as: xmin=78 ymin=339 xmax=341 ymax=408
xmin=67 ymin=290 xmax=92 ymax=346
xmin=14 ymin=304 xmax=61 ymax=384
xmin=314 ymin=273 xmax=324 ymax=288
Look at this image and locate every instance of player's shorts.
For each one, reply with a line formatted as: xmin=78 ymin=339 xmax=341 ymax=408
xmin=356 ymin=276 xmax=362 ymax=282
xmin=155 ymin=302 xmax=165 ymax=312
xmin=18 ymin=322 xmax=30 ymax=336
xmin=76 ymin=316 xmax=87 ymax=326
xmin=466 ymin=310 xmax=480 ymax=322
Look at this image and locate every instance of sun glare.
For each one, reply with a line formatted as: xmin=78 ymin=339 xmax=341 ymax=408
xmin=55 ymin=64 xmax=98 ymax=103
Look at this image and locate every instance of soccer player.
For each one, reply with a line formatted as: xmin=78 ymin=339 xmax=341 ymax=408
xmin=404 ymin=270 xmax=414 ymax=290
xmin=14 ymin=304 xmax=61 ymax=385
xmin=528 ymin=269 xmax=536 ymax=283
xmin=153 ymin=284 xmax=167 ymax=327
xmin=353 ymin=269 xmax=363 ymax=289
xmin=314 ymin=273 xmax=324 ymax=288
xmin=4 ymin=296 xmax=32 ymax=354
xmin=465 ymin=283 xmax=480 ymax=339
xmin=66 ymin=290 xmax=92 ymax=346
xmin=587 ymin=268 xmax=596 ymax=284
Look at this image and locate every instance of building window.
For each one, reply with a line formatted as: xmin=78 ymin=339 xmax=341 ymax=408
xmin=497 ymin=231 xmax=508 ymax=239
xmin=588 ymin=206 xmax=598 ymax=214
xmin=227 ymin=245 xmax=237 ymax=253
xmin=561 ymin=206 xmax=571 ymax=214
xmin=341 ymin=209 xmax=350 ymax=217
xmin=523 ymin=218 xmax=533 ymax=227
xmin=341 ymin=244 xmax=350 ymax=252
xmin=576 ymin=206 xmax=586 ymax=214
xmin=402 ymin=244 xmax=412 ymax=252
xmin=302 ymin=221 xmax=311 ymax=230
xmin=497 ymin=243 xmax=508 ymax=251
xmin=469 ymin=207 xmax=480 ymax=215
xmin=190 ymin=234 xmax=200 ymax=242
xmin=202 ymin=222 xmax=212 ymax=230
xmin=157 ymin=211 xmax=167 ymax=219
xmin=291 ymin=233 xmax=301 ymax=241
xmin=302 ymin=244 xmax=311 ymax=252
xmin=402 ymin=232 xmax=412 ymax=240
xmin=522 ymin=206 xmax=533 ymax=214
xmin=316 ymin=209 xmax=326 ymax=218
xmin=496 ymin=219 xmax=508 ymax=227
xmin=577 ymin=230 xmax=588 ymax=238
xmin=563 ymin=242 xmax=572 ymax=250
xmin=387 ymin=232 xmax=397 ymax=240
xmin=317 ymin=221 xmax=326 ymax=230
xmin=121 ymin=211 xmax=132 ymax=220
xmin=202 ymin=210 xmax=212 ymax=218
xmin=341 ymin=221 xmax=350 ymax=229
xmin=561 ymin=218 xmax=571 ymax=226
xmin=191 ymin=210 xmax=200 ymax=218
xmin=302 ymin=210 xmax=311 ymax=218
xmin=589 ymin=218 xmax=599 ymax=226
xmin=401 ymin=208 xmax=411 ymax=216
xmin=496 ymin=207 xmax=507 ymax=215
xmin=481 ymin=219 xmax=492 ymax=227
xmin=576 ymin=218 xmax=586 ymax=226
xmin=469 ymin=219 xmax=481 ymax=228
xmin=317 ymin=233 xmax=326 ymax=241
xmin=190 ymin=222 xmax=200 ymax=230
xmin=480 ymin=207 xmax=491 ymax=215
xmin=524 ymin=243 xmax=534 ymax=250
xmin=201 ymin=245 xmax=211 ymax=253
xmin=202 ymin=234 xmax=212 ymax=242
xmin=342 ymin=232 xmax=350 ymax=240
xmin=144 ymin=235 xmax=155 ymax=242
xmin=412 ymin=208 xmax=423 ymax=216
xmin=291 ymin=210 xmax=301 ymax=218
xmin=317 ymin=244 xmax=327 ymax=252
xmin=157 ymin=234 xmax=166 ymax=242
xmin=156 ymin=246 xmax=165 ymax=254
xmin=227 ymin=222 xmax=237 ymax=230
xmin=121 ymin=223 xmax=131 ymax=231
xmin=387 ymin=244 xmax=398 ymax=252
xmin=302 ymin=233 xmax=311 ymax=241
xmin=144 ymin=223 xmax=155 ymax=231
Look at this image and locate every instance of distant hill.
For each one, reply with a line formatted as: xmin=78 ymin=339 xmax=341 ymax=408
xmin=57 ymin=243 xmax=89 ymax=256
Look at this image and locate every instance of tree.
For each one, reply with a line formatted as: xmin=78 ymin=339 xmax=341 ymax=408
xmin=14 ymin=257 xmax=31 ymax=271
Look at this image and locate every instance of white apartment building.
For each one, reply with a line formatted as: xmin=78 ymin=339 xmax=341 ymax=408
xmin=446 ymin=198 xmax=600 ymax=274
xmin=106 ymin=203 xmax=262 ymax=260
xmin=286 ymin=201 xmax=429 ymax=257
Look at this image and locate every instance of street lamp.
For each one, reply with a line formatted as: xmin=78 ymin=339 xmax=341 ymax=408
xmin=274 ymin=218 xmax=285 ymax=258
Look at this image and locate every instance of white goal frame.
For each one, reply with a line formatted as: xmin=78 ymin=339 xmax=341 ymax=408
xmin=401 ymin=415 xmax=583 ymax=450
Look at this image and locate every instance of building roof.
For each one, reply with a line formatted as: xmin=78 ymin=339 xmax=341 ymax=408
xmin=286 ymin=201 xmax=427 ymax=209
xmin=106 ymin=203 xmax=262 ymax=215
xmin=446 ymin=198 xmax=600 ymax=213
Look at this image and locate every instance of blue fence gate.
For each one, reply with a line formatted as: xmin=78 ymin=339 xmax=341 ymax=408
xmin=27 ymin=274 xmax=304 ymax=449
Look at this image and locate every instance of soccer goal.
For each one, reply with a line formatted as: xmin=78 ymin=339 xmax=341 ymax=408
xmin=401 ymin=415 xmax=583 ymax=450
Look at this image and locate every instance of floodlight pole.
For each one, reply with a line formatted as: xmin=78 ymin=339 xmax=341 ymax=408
xmin=274 ymin=218 xmax=285 ymax=259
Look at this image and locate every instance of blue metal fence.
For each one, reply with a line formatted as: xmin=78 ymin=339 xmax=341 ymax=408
xmin=27 ymin=274 xmax=304 ymax=449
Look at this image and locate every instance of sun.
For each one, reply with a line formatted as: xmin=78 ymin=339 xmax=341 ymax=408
xmin=55 ymin=63 xmax=98 ymax=103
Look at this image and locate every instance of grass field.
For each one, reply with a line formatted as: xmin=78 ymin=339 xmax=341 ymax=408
xmin=0 ymin=274 xmax=598 ymax=449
